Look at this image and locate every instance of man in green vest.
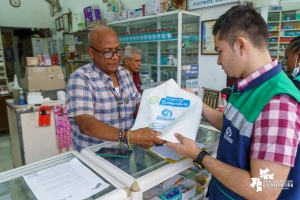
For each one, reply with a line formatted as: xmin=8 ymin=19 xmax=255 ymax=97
xmin=168 ymin=2 xmax=300 ymax=199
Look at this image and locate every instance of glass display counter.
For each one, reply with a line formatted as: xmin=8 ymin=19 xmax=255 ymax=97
xmin=81 ymin=124 xmax=220 ymax=199
xmin=0 ymin=151 xmax=130 ymax=200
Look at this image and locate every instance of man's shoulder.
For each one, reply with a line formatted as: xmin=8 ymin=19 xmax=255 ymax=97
xmin=69 ymin=62 xmax=94 ymax=78
xmin=118 ymin=66 xmax=131 ymax=78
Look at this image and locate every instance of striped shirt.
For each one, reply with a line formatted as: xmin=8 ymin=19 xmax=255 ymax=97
xmin=238 ymin=60 xmax=300 ymax=167
xmin=66 ymin=62 xmax=141 ymax=151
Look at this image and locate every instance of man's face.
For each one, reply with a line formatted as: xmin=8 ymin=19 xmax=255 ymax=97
xmin=285 ymin=46 xmax=298 ymax=74
xmin=125 ymin=53 xmax=142 ymax=73
xmin=214 ymin=32 xmax=244 ymax=79
xmin=89 ymin=30 xmax=121 ymax=75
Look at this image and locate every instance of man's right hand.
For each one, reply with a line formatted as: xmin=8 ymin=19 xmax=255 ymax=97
xmin=130 ymin=128 xmax=165 ymax=148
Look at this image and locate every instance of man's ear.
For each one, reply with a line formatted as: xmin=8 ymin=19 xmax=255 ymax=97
xmin=236 ymin=37 xmax=247 ymax=56
xmin=88 ymin=48 xmax=94 ymax=59
xmin=124 ymin=58 xmax=129 ymax=65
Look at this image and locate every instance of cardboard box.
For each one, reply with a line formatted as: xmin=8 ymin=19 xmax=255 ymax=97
xmin=87 ymin=19 xmax=107 ymax=28
xmin=20 ymin=66 xmax=66 ymax=92
xmin=26 ymin=57 xmax=38 ymax=66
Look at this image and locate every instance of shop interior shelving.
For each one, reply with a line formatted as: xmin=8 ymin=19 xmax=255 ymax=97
xmin=108 ymin=10 xmax=201 ymax=91
xmin=268 ymin=9 xmax=300 ymax=70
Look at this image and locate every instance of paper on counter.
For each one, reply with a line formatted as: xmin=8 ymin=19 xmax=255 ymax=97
xmin=149 ymin=142 xmax=205 ymax=161
xmin=23 ymin=157 xmax=109 ymax=200
xmin=132 ymin=79 xmax=203 ymax=143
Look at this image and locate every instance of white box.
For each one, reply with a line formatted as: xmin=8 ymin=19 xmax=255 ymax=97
xmin=127 ymin=9 xmax=135 ymax=19
xmin=145 ymin=0 xmax=162 ymax=16
xmin=106 ymin=11 xmax=119 ymax=22
xmin=119 ymin=10 xmax=128 ymax=20
xmin=181 ymin=179 xmax=197 ymax=200
xmin=135 ymin=8 xmax=143 ymax=18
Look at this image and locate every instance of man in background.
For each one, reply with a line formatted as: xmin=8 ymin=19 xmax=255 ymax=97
xmin=122 ymin=46 xmax=142 ymax=92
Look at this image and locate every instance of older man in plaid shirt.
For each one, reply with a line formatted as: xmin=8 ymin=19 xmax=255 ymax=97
xmin=66 ymin=25 xmax=165 ymax=152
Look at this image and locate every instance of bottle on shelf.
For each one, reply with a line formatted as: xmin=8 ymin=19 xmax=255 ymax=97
xmin=147 ymin=29 xmax=152 ymax=40
xmin=19 ymin=89 xmax=25 ymax=105
xmin=12 ymin=74 xmax=21 ymax=104
xmin=151 ymin=29 xmax=156 ymax=40
xmin=218 ymin=94 xmax=227 ymax=113
xmin=161 ymin=28 xmax=166 ymax=40
xmin=167 ymin=52 xmax=176 ymax=65
xmin=144 ymin=30 xmax=148 ymax=41
xmin=167 ymin=27 xmax=172 ymax=39
xmin=156 ymin=29 xmax=161 ymax=40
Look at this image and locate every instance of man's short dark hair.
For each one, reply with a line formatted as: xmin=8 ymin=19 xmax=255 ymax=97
xmin=212 ymin=2 xmax=269 ymax=50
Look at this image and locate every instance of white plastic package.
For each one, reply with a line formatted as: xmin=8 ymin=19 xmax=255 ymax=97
xmin=131 ymin=79 xmax=203 ymax=143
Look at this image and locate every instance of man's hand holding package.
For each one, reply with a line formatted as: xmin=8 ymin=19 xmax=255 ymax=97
xmin=167 ymin=133 xmax=201 ymax=160
xmin=131 ymin=128 xmax=165 ymax=148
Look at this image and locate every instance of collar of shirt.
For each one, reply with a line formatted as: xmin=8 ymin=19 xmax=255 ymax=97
xmin=90 ymin=61 xmax=122 ymax=83
xmin=237 ymin=59 xmax=278 ymax=91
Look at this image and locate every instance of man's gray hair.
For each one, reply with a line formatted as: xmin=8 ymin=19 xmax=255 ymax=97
xmin=122 ymin=46 xmax=142 ymax=62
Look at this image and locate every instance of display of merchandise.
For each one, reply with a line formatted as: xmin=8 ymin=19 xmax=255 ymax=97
xmin=267 ymin=9 xmax=300 ymax=67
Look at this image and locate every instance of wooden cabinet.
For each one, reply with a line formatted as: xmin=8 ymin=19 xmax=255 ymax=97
xmin=0 ymin=94 xmax=13 ymax=132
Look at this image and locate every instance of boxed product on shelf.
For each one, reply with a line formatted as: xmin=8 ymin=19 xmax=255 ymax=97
xmin=179 ymin=179 xmax=197 ymax=200
xmin=282 ymin=25 xmax=295 ymax=29
xmin=127 ymin=9 xmax=135 ymax=18
xmin=106 ymin=11 xmax=119 ymax=22
xmin=280 ymin=38 xmax=293 ymax=42
xmin=135 ymin=8 xmax=143 ymax=18
xmin=145 ymin=0 xmax=162 ymax=16
xmin=119 ymin=10 xmax=128 ymax=20
xmin=284 ymin=31 xmax=300 ymax=36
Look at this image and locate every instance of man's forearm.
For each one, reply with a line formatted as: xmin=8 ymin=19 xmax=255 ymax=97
xmin=75 ymin=115 xmax=119 ymax=141
xmin=202 ymin=103 xmax=223 ymax=131
xmin=203 ymin=156 xmax=279 ymax=200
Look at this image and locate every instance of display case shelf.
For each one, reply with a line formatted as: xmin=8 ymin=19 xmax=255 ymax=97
xmin=108 ymin=10 xmax=201 ymax=92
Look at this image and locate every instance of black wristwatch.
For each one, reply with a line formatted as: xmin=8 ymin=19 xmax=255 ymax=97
xmin=193 ymin=149 xmax=209 ymax=170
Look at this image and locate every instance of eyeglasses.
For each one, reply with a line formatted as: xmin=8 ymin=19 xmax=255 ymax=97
xmin=90 ymin=46 xmax=125 ymax=59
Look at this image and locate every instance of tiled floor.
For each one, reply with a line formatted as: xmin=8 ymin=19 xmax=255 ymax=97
xmin=0 ymin=131 xmax=13 ymax=173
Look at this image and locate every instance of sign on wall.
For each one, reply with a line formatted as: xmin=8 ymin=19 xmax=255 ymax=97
xmin=188 ymin=0 xmax=240 ymax=10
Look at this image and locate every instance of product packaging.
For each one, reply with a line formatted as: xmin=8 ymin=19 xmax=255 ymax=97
xmin=131 ymin=79 xmax=203 ymax=143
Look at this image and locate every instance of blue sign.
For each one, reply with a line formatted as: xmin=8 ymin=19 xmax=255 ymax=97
xmin=188 ymin=0 xmax=240 ymax=10
xmin=159 ymin=96 xmax=190 ymax=108
xmin=184 ymin=64 xmax=199 ymax=77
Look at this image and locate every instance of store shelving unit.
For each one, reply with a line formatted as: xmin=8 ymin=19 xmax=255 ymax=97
xmin=108 ymin=10 xmax=201 ymax=92
xmin=63 ymin=30 xmax=90 ymax=78
xmin=0 ymin=28 xmax=8 ymax=86
xmin=268 ymin=10 xmax=300 ymax=65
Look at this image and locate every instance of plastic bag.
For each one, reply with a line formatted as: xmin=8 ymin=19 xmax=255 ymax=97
xmin=131 ymin=79 xmax=202 ymax=143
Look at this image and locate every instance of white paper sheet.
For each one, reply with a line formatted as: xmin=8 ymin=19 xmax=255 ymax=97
xmin=149 ymin=143 xmax=205 ymax=160
xmin=132 ymin=79 xmax=203 ymax=143
xmin=23 ymin=158 xmax=109 ymax=200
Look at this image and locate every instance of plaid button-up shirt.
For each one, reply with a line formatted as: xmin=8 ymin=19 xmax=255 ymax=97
xmin=238 ymin=60 xmax=300 ymax=167
xmin=66 ymin=62 xmax=141 ymax=151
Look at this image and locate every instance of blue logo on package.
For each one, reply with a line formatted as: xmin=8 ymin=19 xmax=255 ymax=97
xmin=162 ymin=109 xmax=173 ymax=117
xmin=159 ymin=96 xmax=190 ymax=107
xmin=157 ymin=109 xmax=175 ymax=121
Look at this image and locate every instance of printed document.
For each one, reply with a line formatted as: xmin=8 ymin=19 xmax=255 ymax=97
xmin=23 ymin=157 xmax=109 ymax=200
